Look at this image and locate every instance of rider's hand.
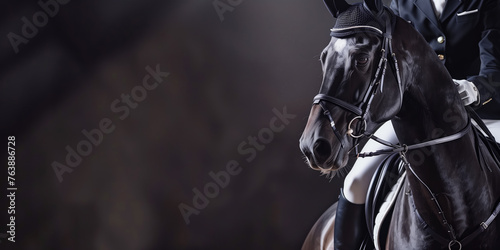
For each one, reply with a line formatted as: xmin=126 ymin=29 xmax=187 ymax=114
xmin=454 ymin=79 xmax=480 ymax=106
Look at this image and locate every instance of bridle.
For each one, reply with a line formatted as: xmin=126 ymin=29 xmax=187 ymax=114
xmin=313 ymin=7 xmax=500 ymax=249
xmin=313 ymin=10 xmax=401 ymax=154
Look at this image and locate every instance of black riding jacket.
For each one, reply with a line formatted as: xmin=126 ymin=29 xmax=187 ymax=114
xmin=390 ymin=0 xmax=500 ymax=119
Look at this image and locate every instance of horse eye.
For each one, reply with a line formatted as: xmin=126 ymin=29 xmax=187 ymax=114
xmin=356 ymin=56 xmax=369 ymax=66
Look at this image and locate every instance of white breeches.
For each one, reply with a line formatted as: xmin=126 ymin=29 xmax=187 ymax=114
xmin=343 ymin=119 xmax=500 ymax=204
xmin=482 ymin=119 xmax=500 ymax=139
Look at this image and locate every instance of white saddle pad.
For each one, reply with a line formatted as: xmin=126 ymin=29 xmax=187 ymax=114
xmin=373 ymin=171 xmax=407 ymax=250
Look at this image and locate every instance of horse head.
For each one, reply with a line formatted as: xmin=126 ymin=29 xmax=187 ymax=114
xmin=299 ymin=0 xmax=404 ymax=173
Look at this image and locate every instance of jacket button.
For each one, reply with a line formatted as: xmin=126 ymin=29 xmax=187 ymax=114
xmin=438 ymin=54 xmax=445 ymax=60
xmin=437 ymin=36 xmax=445 ymax=44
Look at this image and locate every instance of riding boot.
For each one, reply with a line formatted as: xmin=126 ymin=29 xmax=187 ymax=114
xmin=334 ymin=190 xmax=367 ymax=250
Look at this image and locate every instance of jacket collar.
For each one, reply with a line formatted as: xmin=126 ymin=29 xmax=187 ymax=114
xmin=440 ymin=0 xmax=462 ymax=22
xmin=414 ymin=0 xmax=440 ymax=28
xmin=413 ymin=0 xmax=462 ymax=27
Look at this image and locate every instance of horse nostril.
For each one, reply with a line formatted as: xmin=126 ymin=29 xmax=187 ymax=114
xmin=314 ymin=139 xmax=332 ymax=165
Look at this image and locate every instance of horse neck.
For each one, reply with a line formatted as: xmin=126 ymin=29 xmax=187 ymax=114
xmin=391 ymin=43 xmax=499 ymax=236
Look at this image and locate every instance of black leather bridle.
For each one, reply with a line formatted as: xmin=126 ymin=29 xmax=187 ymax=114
xmin=313 ymin=12 xmax=401 ymax=153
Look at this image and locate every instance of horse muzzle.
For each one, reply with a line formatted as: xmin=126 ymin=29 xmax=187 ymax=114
xmin=299 ymin=125 xmax=351 ymax=171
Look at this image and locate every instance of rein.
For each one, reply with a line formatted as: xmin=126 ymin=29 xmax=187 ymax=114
xmin=357 ymin=120 xmax=471 ymax=158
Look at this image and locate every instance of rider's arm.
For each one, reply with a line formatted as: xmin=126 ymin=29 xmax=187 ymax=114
xmin=467 ymin=0 xmax=500 ymax=108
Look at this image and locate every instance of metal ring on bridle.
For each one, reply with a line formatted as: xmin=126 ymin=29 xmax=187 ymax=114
xmin=347 ymin=116 xmax=366 ymax=138
xmin=448 ymin=240 xmax=462 ymax=250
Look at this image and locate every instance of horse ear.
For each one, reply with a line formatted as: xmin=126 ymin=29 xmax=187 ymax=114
xmin=324 ymin=0 xmax=351 ymax=18
xmin=363 ymin=0 xmax=384 ymax=15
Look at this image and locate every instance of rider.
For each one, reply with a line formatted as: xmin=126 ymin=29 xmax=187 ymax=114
xmin=334 ymin=0 xmax=500 ymax=248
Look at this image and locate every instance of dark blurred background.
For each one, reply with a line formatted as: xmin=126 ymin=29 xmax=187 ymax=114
xmin=0 ymin=0 xmax=349 ymax=249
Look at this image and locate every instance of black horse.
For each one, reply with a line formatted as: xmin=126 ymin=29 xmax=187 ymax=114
xmin=299 ymin=0 xmax=500 ymax=249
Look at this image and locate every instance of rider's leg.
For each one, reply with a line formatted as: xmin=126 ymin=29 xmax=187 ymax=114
xmin=334 ymin=190 xmax=367 ymax=250
xmin=483 ymin=119 xmax=500 ymax=142
xmin=334 ymin=121 xmax=397 ymax=250
xmin=343 ymin=121 xmax=398 ymax=204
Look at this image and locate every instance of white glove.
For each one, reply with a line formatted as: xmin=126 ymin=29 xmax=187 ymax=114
xmin=454 ymin=79 xmax=480 ymax=106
